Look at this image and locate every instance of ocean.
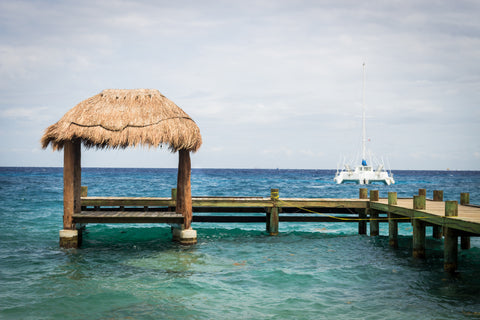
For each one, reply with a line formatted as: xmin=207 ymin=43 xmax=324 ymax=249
xmin=0 ymin=167 xmax=479 ymax=319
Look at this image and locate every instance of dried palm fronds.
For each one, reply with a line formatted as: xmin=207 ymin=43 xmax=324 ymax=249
xmin=41 ymin=89 xmax=202 ymax=152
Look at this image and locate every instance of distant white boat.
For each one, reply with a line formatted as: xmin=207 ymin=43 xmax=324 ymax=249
xmin=334 ymin=63 xmax=395 ymax=185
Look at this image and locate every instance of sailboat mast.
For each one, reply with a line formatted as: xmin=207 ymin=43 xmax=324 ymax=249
xmin=362 ymin=62 xmax=366 ymax=165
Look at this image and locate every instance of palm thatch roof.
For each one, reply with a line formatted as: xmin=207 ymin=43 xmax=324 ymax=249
xmin=41 ymin=89 xmax=202 ymax=152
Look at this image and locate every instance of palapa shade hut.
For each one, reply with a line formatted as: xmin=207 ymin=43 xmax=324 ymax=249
xmin=42 ymin=89 xmax=202 ymax=247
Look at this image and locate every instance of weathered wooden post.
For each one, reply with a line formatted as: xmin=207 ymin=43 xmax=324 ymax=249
xmin=432 ymin=190 xmax=443 ymax=239
xmin=358 ymin=188 xmax=368 ymax=235
xmin=359 ymin=188 xmax=368 ymax=199
xmin=460 ymin=193 xmax=470 ymax=205
xmin=268 ymin=188 xmax=280 ymax=236
xmin=80 ymin=186 xmax=88 ymax=212
xmin=60 ymin=140 xmax=82 ymax=248
xmin=460 ymin=193 xmax=470 ymax=250
xmin=172 ymin=149 xmax=196 ymax=245
xmin=413 ymin=195 xmax=426 ymax=210
xmin=412 ymin=195 xmax=426 ymax=258
xmin=81 ymin=186 xmax=88 ymax=197
xmin=168 ymin=188 xmax=177 ymax=212
xmin=433 ymin=190 xmax=443 ymax=201
xmin=388 ymin=192 xmax=398 ymax=248
xmin=369 ymin=190 xmax=379 ymax=236
xmin=444 ymin=201 xmax=458 ymax=273
xmin=418 ymin=189 xmax=426 ymax=197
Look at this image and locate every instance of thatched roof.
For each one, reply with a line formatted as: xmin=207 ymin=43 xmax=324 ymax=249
xmin=41 ymin=89 xmax=202 ymax=152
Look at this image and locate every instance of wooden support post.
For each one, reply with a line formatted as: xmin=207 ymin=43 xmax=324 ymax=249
xmin=388 ymin=192 xmax=397 ymax=206
xmin=370 ymin=210 xmax=379 ymax=236
xmin=358 ymin=188 xmax=367 ymax=234
xmin=80 ymin=186 xmax=88 ymax=211
xmin=268 ymin=189 xmax=279 ymax=235
xmin=174 ymin=149 xmax=196 ymax=245
xmin=412 ymin=196 xmax=426 ymax=253
xmin=444 ymin=201 xmax=458 ymax=273
xmin=418 ymin=188 xmax=426 ymax=197
xmin=460 ymin=193 xmax=470 ymax=205
xmin=369 ymin=190 xmax=379 ymax=236
xmin=81 ymin=186 xmax=88 ymax=197
xmin=461 ymin=236 xmax=471 ymax=250
xmin=168 ymin=188 xmax=177 ymax=212
xmin=388 ymin=192 xmax=398 ymax=248
xmin=359 ymin=188 xmax=368 ymax=199
xmin=445 ymin=200 xmax=458 ymax=217
xmin=433 ymin=190 xmax=443 ymax=201
xmin=460 ymin=193 xmax=470 ymax=249
xmin=60 ymin=140 xmax=81 ymax=248
xmin=358 ymin=209 xmax=367 ymax=235
xmin=432 ymin=190 xmax=443 ymax=239
xmin=177 ymin=150 xmax=192 ymax=229
xmin=412 ymin=219 xmax=426 ymax=258
xmin=413 ymin=195 xmax=426 ymax=210
xmin=413 ymin=194 xmax=426 ymax=254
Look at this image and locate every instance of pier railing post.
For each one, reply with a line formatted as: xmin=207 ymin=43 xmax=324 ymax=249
xmin=268 ymin=189 xmax=279 ymax=236
xmin=432 ymin=190 xmax=443 ymax=239
xmin=358 ymin=188 xmax=368 ymax=235
xmin=169 ymin=188 xmax=177 ymax=212
xmin=81 ymin=186 xmax=88 ymax=197
xmin=418 ymin=189 xmax=426 ymax=197
xmin=388 ymin=192 xmax=398 ymax=248
xmin=413 ymin=195 xmax=426 ymax=210
xmin=460 ymin=193 xmax=471 ymax=250
xmin=359 ymin=188 xmax=368 ymax=199
xmin=369 ymin=190 xmax=379 ymax=236
xmin=444 ymin=201 xmax=458 ymax=273
xmin=433 ymin=190 xmax=443 ymax=201
xmin=460 ymin=193 xmax=470 ymax=205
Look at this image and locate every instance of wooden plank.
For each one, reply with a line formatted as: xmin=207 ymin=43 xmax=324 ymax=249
xmin=82 ymin=197 xmax=173 ymax=207
xmin=82 ymin=197 xmax=368 ymax=209
xmin=193 ymin=215 xmax=383 ymax=223
xmin=276 ymin=199 xmax=369 ymax=209
xmin=73 ymin=211 xmax=183 ymax=224
xmin=371 ymin=199 xmax=480 ymax=235
xmin=193 ymin=216 xmax=266 ymax=223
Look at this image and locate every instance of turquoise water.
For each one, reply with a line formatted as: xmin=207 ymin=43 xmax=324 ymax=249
xmin=1 ymin=168 xmax=480 ymax=319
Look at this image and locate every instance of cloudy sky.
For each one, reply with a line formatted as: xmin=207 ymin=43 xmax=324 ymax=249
xmin=0 ymin=0 xmax=479 ymax=170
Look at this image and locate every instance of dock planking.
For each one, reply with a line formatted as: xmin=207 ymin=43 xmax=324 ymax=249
xmin=371 ymin=198 xmax=480 ymax=234
xmin=75 ymin=188 xmax=479 ymax=272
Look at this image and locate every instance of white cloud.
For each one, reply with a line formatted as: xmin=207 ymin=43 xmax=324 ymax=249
xmin=0 ymin=0 xmax=479 ymax=169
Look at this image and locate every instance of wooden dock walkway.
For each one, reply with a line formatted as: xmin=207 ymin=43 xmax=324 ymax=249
xmin=371 ymin=198 xmax=480 ymax=234
xmin=74 ymin=188 xmax=479 ymax=273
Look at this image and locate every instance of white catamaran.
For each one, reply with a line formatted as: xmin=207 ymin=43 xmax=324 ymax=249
xmin=334 ymin=63 xmax=395 ymax=185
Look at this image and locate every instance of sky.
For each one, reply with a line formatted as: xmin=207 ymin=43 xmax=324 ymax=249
xmin=0 ymin=0 xmax=479 ymax=170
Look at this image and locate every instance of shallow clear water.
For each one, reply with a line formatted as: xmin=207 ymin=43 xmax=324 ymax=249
xmin=1 ymin=168 xmax=479 ymax=319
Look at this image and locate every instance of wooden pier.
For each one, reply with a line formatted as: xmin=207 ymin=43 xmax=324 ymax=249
xmin=74 ymin=187 xmax=480 ymax=273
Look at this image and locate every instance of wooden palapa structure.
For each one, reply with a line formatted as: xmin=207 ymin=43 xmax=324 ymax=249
xmin=41 ymin=89 xmax=202 ymax=248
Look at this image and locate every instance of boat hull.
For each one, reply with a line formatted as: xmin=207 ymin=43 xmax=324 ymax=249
xmin=334 ymin=166 xmax=394 ymax=185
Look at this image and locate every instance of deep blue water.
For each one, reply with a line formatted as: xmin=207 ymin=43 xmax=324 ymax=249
xmin=1 ymin=167 xmax=479 ymax=319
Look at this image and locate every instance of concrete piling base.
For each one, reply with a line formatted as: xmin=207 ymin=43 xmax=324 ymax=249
xmin=172 ymin=227 xmax=197 ymax=245
xmin=59 ymin=229 xmax=79 ymax=248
